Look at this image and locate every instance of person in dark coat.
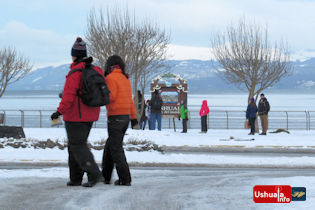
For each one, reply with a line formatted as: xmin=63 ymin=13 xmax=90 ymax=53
xmin=150 ymin=90 xmax=163 ymax=130
xmin=137 ymin=91 xmax=147 ymax=130
xmin=146 ymin=100 xmax=151 ymax=130
xmin=102 ymin=55 xmax=137 ymax=186
xmin=246 ymin=97 xmax=258 ymax=135
xmin=258 ymin=93 xmax=270 ymax=135
xmin=51 ymin=37 xmax=102 ymax=187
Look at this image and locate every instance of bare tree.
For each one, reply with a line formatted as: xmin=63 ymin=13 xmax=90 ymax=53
xmin=0 ymin=47 xmax=32 ymax=98
xmin=211 ymin=18 xmax=291 ymax=103
xmin=86 ymin=7 xmax=170 ymax=121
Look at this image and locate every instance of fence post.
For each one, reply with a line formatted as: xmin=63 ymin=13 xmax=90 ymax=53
xmin=188 ymin=111 xmax=191 ymax=129
xmin=285 ymin=111 xmax=288 ymax=130
xmin=169 ymin=118 xmax=171 ymax=129
xmin=173 ymin=118 xmax=176 ymax=132
xmin=207 ymin=114 xmax=210 ymax=129
xmin=309 ymin=112 xmax=312 ymax=130
xmin=3 ymin=111 xmax=6 ymax=126
xmin=39 ymin=111 xmax=42 ymax=128
xmin=20 ymin=110 xmax=24 ymax=128
xmin=226 ymin=111 xmax=229 ymax=129
xmin=305 ymin=111 xmax=309 ymax=130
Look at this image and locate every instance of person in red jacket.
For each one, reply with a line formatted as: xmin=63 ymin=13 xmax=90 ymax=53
xmin=102 ymin=55 xmax=138 ymax=186
xmin=51 ymin=37 xmax=102 ymax=187
xmin=199 ymin=100 xmax=210 ymax=133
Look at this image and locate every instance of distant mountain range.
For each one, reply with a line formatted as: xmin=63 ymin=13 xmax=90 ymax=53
xmin=7 ymin=59 xmax=315 ymax=94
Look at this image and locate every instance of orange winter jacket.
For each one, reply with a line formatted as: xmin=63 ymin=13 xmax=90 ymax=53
xmin=105 ymin=68 xmax=137 ymax=119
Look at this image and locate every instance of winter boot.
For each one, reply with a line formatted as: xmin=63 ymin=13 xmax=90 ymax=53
xmin=67 ymin=181 xmax=82 ymax=186
xmin=82 ymin=175 xmax=100 ymax=187
xmin=114 ymin=179 xmax=131 ymax=186
xmin=82 ymin=180 xmax=98 ymax=187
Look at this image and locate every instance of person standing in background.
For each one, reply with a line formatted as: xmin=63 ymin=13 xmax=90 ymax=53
xmin=146 ymin=100 xmax=151 ymax=130
xmin=137 ymin=91 xmax=147 ymax=130
xmin=150 ymin=90 xmax=163 ymax=131
xmin=258 ymin=93 xmax=270 ymax=135
xmin=246 ymin=97 xmax=258 ymax=135
xmin=180 ymin=99 xmax=189 ymax=133
xmin=199 ymin=100 xmax=210 ymax=133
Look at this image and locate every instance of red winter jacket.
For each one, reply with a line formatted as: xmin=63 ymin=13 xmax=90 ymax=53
xmin=57 ymin=59 xmax=104 ymax=122
xmin=199 ymin=100 xmax=210 ymax=117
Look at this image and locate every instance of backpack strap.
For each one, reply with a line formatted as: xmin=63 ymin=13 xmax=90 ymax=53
xmin=68 ymin=68 xmax=84 ymax=118
xmin=68 ymin=68 xmax=83 ymax=76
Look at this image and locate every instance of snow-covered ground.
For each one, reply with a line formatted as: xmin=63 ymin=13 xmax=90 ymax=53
xmin=1 ymin=128 xmax=315 ymax=167
xmin=0 ymin=167 xmax=313 ymax=209
xmin=22 ymin=128 xmax=315 ymax=148
xmin=2 ymin=147 xmax=315 ymax=168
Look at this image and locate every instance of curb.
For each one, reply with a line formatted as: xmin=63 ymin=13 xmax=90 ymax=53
xmin=1 ymin=161 xmax=315 ymax=169
xmin=162 ymin=145 xmax=315 ymax=153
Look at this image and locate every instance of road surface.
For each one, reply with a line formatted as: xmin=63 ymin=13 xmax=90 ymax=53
xmin=0 ymin=167 xmax=313 ymax=210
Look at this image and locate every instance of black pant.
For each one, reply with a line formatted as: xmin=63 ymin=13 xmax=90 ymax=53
xmin=182 ymin=119 xmax=188 ymax=132
xmin=249 ymin=117 xmax=256 ymax=134
xmin=65 ymin=121 xmax=100 ymax=183
xmin=201 ymin=115 xmax=208 ymax=132
xmin=102 ymin=115 xmax=131 ymax=183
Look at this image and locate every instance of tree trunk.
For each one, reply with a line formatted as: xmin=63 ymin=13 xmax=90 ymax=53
xmin=255 ymin=117 xmax=259 ymax=133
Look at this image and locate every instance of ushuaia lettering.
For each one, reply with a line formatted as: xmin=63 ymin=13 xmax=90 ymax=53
xmin=253 ymin=185 xmax=292 ymax=203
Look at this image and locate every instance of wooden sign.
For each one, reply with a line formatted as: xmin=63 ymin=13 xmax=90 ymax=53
xmin=150 ymin=73 xmax=188 ymax=118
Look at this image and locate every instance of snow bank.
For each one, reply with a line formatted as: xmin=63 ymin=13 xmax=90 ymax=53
xmin=21 ymin=128 xmax=315 ymax=148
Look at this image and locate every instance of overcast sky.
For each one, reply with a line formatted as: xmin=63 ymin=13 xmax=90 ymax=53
xmin=1 ymin=0 xmax=315 ymax=67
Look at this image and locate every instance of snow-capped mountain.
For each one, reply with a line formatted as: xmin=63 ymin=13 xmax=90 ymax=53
xmin=7 ymin=59 xmax=315 ymax=93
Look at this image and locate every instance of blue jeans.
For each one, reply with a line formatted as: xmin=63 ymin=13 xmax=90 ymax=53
xmin=139 ymin=120 xmax=147 ymax=130
xmin=150 ymin=113 xmax=161 ymax=130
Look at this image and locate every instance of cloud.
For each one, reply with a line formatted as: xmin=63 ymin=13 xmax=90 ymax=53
xmin=167 ymin=44 xmax=213 ymax=60
xmin=0 ymin=21 xmax=76 ymax=67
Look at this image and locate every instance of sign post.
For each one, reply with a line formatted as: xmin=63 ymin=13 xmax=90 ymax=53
xmin=150 ymin=73 xmax=188 ymax=131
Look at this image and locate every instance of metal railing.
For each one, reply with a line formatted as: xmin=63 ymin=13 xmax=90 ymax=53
xmin=1 ymin=109 xmax=314 ymax=130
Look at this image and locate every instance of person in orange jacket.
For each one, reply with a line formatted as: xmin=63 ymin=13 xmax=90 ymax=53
xmin=199 ymin=100 xmax=210 ymax=133
xmin=102 ymin=55 xmax=138 ymax=186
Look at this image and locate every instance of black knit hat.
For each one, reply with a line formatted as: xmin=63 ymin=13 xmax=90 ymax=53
xmin=71 ymin=37 xmax=87 ymax=58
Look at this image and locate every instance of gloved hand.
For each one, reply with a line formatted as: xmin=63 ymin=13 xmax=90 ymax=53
xmin=131 ymin=119 xmax=139 ymax=129
xmin=51 ymin=111 xmax=61 ymax=120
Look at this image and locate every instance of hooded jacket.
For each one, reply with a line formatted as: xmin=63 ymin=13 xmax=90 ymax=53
xmin=246 ymin=102 xmax=258 ymax=118
xmin=199 ymin=100 xmax=210 ymax=117
xmin=57 ymin=57 xmax=103 ymax=122
xmin=105 ymin=67 xmax=137 ymax=119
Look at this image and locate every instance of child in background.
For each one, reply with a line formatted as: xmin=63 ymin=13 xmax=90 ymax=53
xmin=146 ymin=100 xmax=151 ymax=130
xmin=180 ymin=99 xmax=188 ymax=133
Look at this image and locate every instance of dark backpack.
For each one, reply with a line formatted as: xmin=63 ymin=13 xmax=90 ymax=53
xmin=70 ymin=64 xmax=110 ymax=107
xmin=152 ymin=98 xmax=162 ymax=110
